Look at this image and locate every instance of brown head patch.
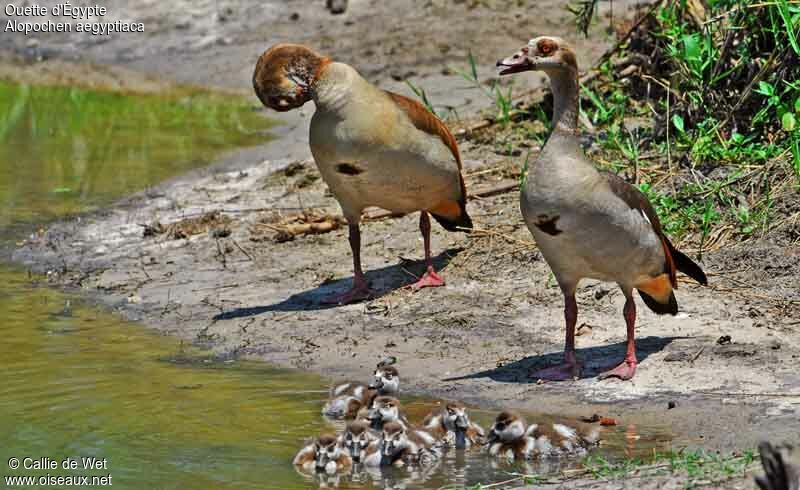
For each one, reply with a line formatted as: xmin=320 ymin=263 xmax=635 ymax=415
xmin=445 ymin=401 xmax=465 ymax=412
xmin=383 ymin=421 xmax=405 ymax=435
xmin=495 ymin=410 xmax=518 ymax=425
xmin=346 ymin=420 xmax=370 ymax=435
xmin=317 ymin=433 xmax=338 ymax=447
xmin=253 ymin=43 xmax=328 ymax=111
xmin=378 ymin=366 xmax=398 ymax=377
xmin=537 ymin=38 xmax=558 ymax=57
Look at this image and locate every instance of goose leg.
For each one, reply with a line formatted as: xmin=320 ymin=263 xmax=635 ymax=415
xmin=324 ymin=222 xmax=372 ymax=304
xmin=531 ymin=290 xmax=582 ymax=381
xmin=409 ymin=211 xmax=445 ymax=289
xmin=598 ymin=291 xmax=638 ymax=380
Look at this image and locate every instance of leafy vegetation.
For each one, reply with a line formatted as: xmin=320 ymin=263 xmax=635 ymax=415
xmin=472 ymin=0 xmax=800 ymax=247
xmin=568 ymin=0 xmax=800 ymax=244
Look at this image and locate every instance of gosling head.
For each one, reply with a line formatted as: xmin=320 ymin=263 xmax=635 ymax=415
xmin=368 ymin=365 xmax=400 ymax=395
xmin=367 ymin=396 xmax=402 ymax=429
xmin=313 ymin=434 xmax=345 ymax=472
xmin=488 ymin=411 xmax=526 ymax=443
xmin=441 ymin=401 xmax=471 ymax=433
xmin=253 ymin=43 xmax=329 ymax=112
xmin=496 ymin=36 xmax=577 ymax=76
xmin=381 ymin=421 xmax=410 ymax=457
xmin=342 ymin=420 xmax=375 ymax=463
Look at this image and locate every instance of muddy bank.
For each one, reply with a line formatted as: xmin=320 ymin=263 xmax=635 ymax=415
xmin=6 ymin=0 xmax=800 ymax=467
xmin=14 ymin=149 xmax=800 ymax=454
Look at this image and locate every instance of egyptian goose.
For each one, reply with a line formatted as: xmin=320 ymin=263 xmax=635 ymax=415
xmin=366 ymin=395 xmax=410 ymax=431
xmin=253 ymin=44 xmax=472 ymax=304
xmin=486 ymin=411 xmax=599 ymax=460
xmin=362 ymin=421 xmax=440 ymax=467
xmin=293 ymin=433 xmax=353 ymax=474
xmin=340 ymin=420 xmax=379 ymax=464
xmin=323 ymin=358 xmax=400 ymax=419
xmin=496 ymin=37 xmax=708 ymax=381
xmin=422 ymin=401 xmax=485 ymax=449
xmin=757 ymin=442 xmax=799 ymax=490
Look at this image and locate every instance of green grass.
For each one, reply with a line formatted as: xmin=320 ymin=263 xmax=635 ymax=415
xmin=451 ymin=51 xmax=520 ymax=127
xmin=584 ymin=449 xmax=757 ymax=489
xmin=448 ymin=449 xmax=758 ymax=490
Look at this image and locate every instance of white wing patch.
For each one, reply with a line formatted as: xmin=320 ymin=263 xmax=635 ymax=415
xmin=639 ymin=208 xmax=652 ymax=225
xmin=553 ymin=424 xmax=577 ymax=440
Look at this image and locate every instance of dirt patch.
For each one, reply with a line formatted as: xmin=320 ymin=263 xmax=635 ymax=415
xmin=5 ymin=0 xmax=800 ymax=477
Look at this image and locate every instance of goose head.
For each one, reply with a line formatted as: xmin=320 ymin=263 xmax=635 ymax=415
xmin=496 ymin=36 xmax=577 ymax=76
xmin=253 ymin=43 xmax=329 ymax=112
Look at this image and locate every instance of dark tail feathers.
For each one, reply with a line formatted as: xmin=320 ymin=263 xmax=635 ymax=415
xmin=756 ymin=441 xmax=799 ymax=490
xmin=639 ymin=290 xmax=678 ymax=316
xmin=667 ymin=240 xmax=708 ymax=286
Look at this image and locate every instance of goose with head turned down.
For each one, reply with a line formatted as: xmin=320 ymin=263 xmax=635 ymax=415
xmin=253 ymin=44 xmax=472 ymax=304
xmin=497 ymin=36 xmax=707 ymax=381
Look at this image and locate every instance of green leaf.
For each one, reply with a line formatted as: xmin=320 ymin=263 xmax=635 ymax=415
xmin=776 ymin=0 xmax=800 ymax=55
xmin=755 ymin=81 xmax=775 ymax=97
xmin=782 ymin=112 xmax=797 ymax=132
xmin=52 ymin=187 xmax=72 ymax=194
xmin=795 ymin=97 xmax=800 ymax=113
xmin=672 ymin=114 xmax=685 ymax=133
xmin=682 ymin=34 xmax=701 ymax=62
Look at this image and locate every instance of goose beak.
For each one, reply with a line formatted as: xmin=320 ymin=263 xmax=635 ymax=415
xmin=497 ymin=49 xmax=534 ymax=75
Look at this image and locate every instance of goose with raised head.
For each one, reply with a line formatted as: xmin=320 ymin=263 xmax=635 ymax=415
xmin=253 ymin=44 xmax=472 ymax=304
xmin=497 ymin=36 xmax=708 ymax=381
xmin=422 ymin=401 xmax=485 ymax=449
xmin=323 ymin=358 xmax=400 ymax=419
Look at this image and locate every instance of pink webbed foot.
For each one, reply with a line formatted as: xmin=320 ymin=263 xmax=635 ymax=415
xmin=597 ymin=360 xmax=637 ymax=381
xmin=322 ymin=283 xmax=372 ymax=305
xmin=530 ymin=359 xmax=582 ymax=382
xmin=407 ymin=267 xmax=445 ymax=290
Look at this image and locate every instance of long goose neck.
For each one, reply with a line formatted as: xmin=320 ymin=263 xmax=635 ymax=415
xmin=548 ymin=69 xmax=579 ymax=134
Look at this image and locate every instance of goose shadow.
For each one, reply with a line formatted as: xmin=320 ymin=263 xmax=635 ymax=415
xmin=213 ymin=247 xmax=462 ymax=320
xmin=445 ymin=336 xmax=686 ymax=383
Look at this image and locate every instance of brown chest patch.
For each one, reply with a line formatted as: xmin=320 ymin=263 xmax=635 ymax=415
xmin=535 ymin=215 xmax=562 ymax=236
xmin=336 ymin=163 xmax=364 ymax=176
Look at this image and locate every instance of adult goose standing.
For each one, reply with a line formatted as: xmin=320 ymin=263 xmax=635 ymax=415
xmin=253 ymin=44 xmax=472 ymax=304
xmin=497 ymin=37 xmax=707 ymax=381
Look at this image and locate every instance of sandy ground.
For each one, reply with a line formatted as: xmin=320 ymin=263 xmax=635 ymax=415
xmin=5 ymin=0 xmax=800 ymax=486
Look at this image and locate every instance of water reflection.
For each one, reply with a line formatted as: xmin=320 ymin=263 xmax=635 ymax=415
xmin=0 ymin=80 xmax=275 ymax=228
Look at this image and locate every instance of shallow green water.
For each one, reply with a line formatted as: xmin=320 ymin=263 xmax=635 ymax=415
xmin=0 ymin=81 xmax=673 ymax=489
xmin=0 ymin=80 xmax=274 ymax=228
